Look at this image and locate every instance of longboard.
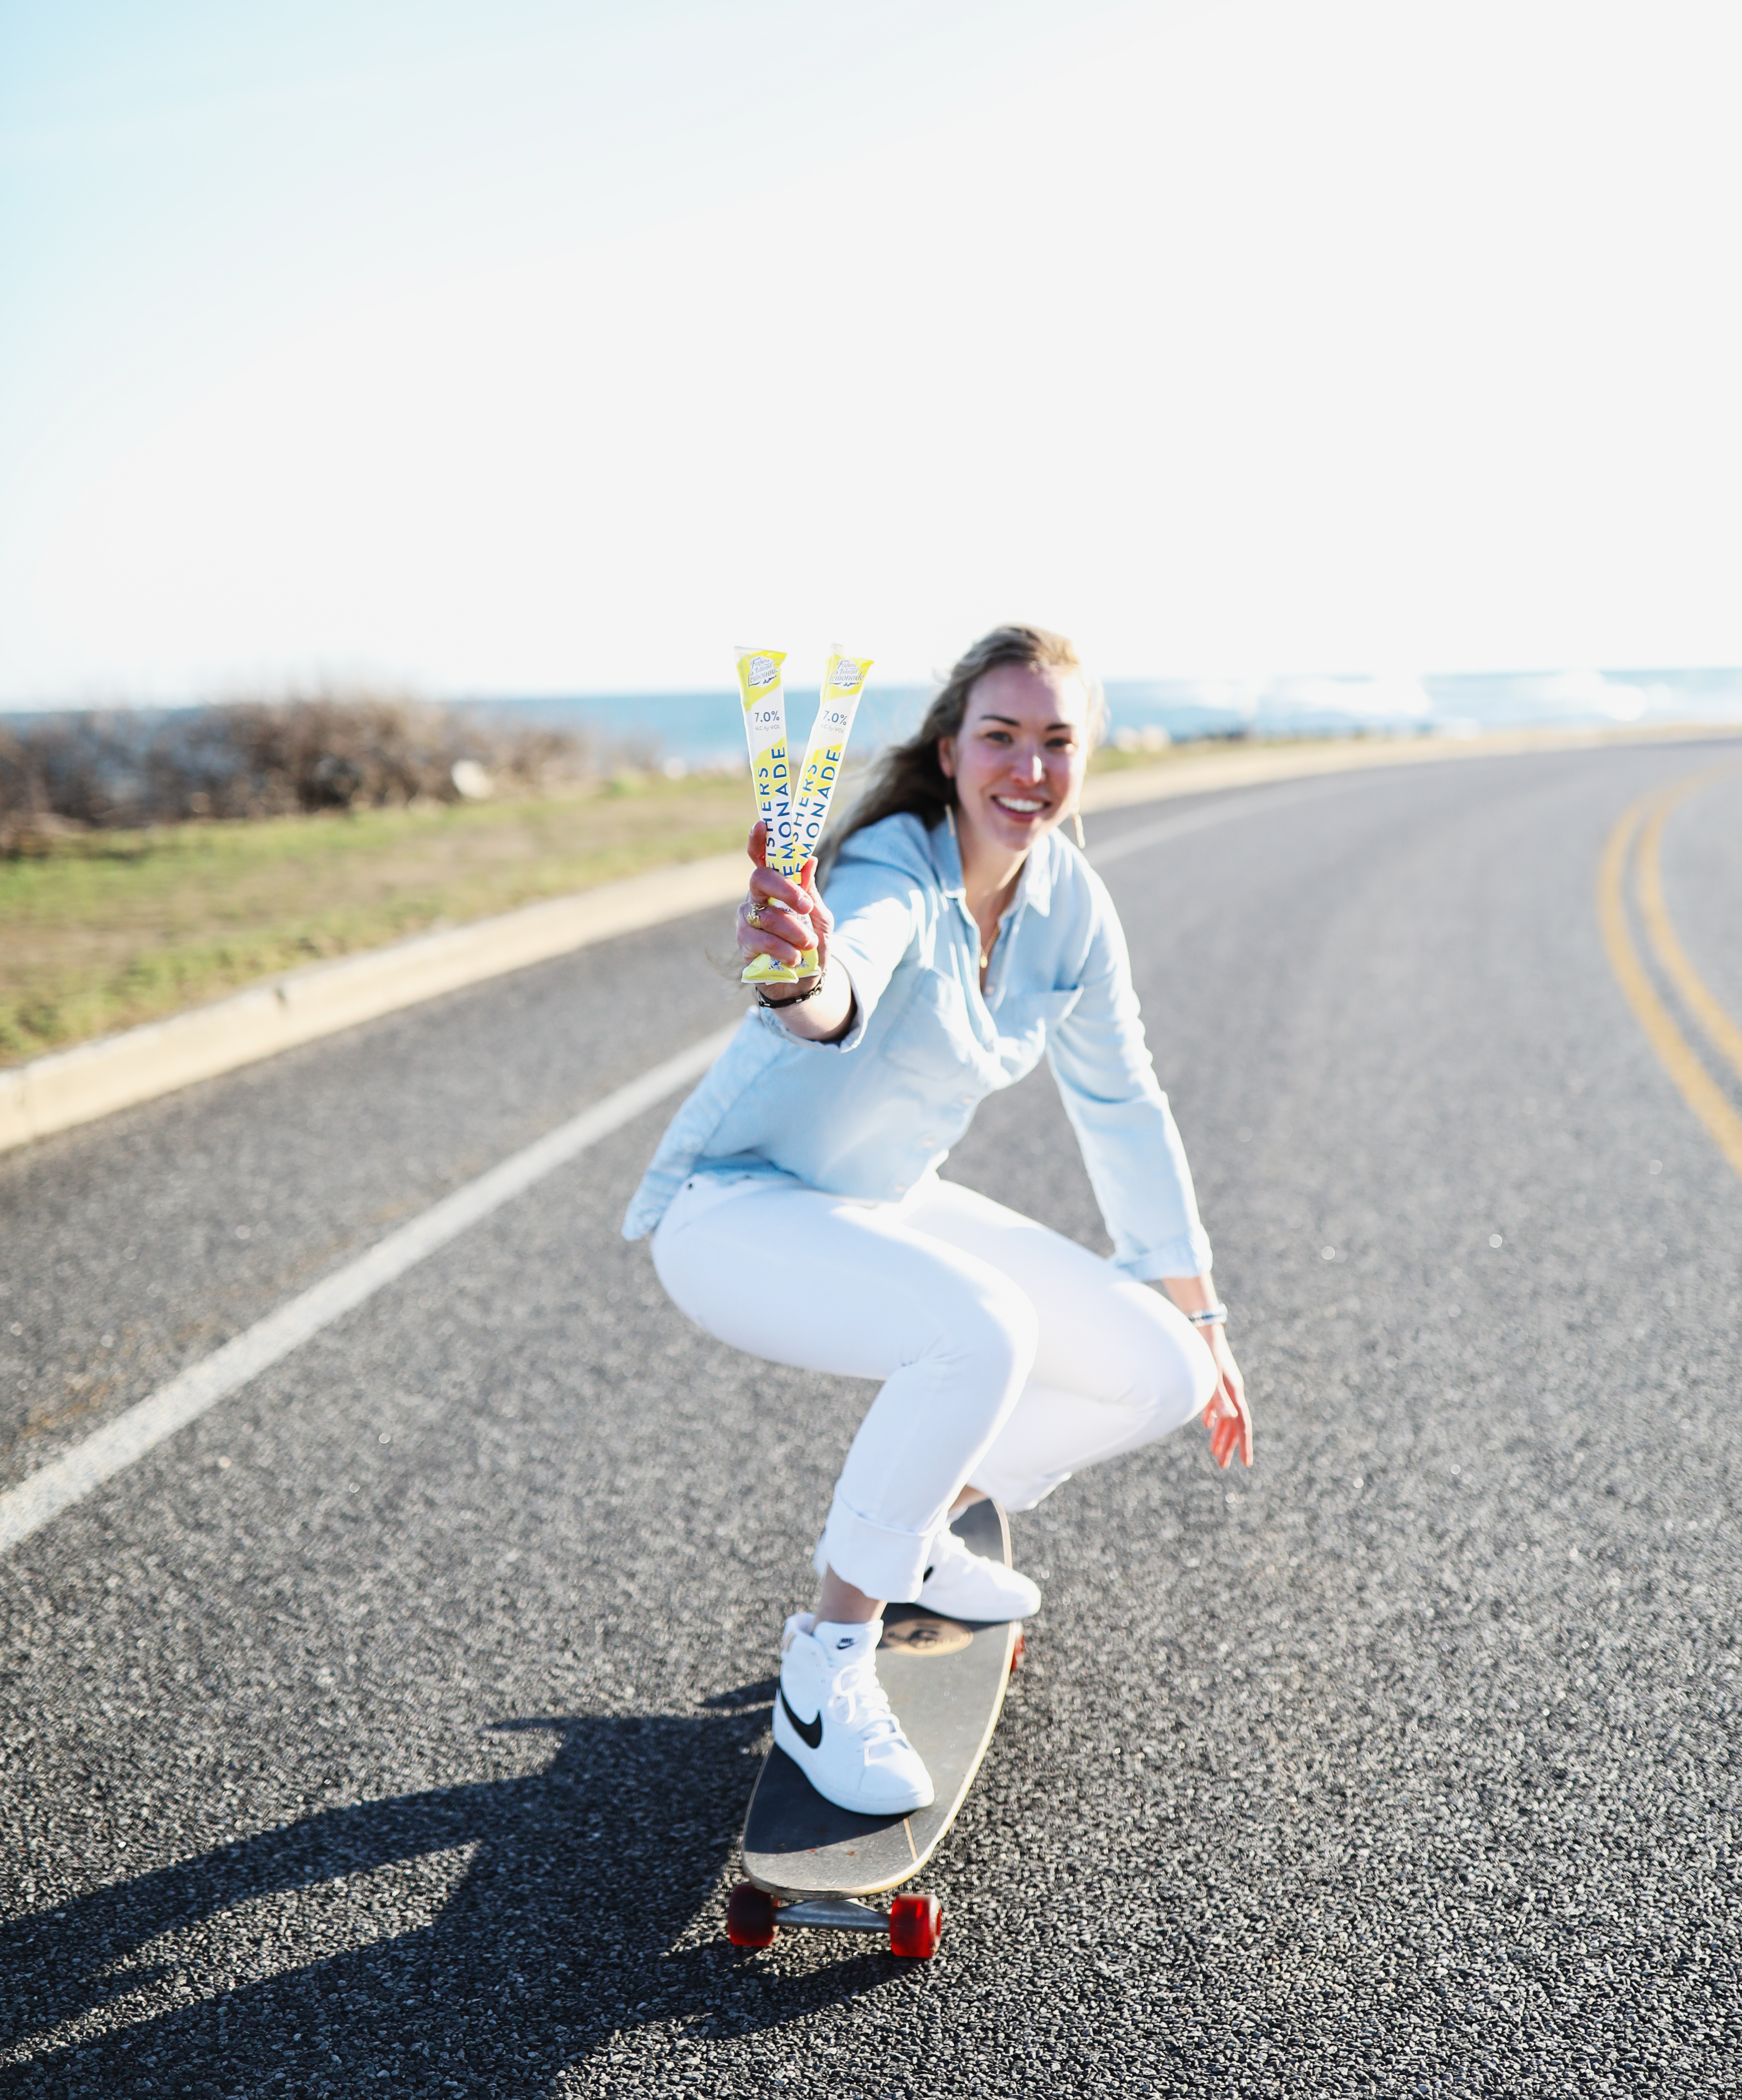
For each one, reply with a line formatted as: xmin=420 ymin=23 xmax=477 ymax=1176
xmin=726 ymin=1498 xmax=1023 ymax=1959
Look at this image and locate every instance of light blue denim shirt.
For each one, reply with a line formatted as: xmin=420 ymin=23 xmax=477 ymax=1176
xmin=622 ymin=811 xmax=1213 ymax=1279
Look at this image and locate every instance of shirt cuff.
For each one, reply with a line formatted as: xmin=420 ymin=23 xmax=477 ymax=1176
xmin=1117 ymin=1226 xmax=1214 ymax=1282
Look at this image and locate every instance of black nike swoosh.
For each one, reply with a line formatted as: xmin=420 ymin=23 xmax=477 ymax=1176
xmin=779 ymin=1686 xmax=823 ymax=1751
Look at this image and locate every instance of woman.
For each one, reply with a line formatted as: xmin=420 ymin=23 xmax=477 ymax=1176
xmin=623 ymin=624 xmax=1251 ymax=1815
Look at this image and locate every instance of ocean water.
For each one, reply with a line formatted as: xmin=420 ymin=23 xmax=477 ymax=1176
xmin=488 ymin=686 xmax=939 ymax=772
xmin=9 ymin=668 xmax=1739 ymax=780
xmin=481 ymin=666 xmax=1742 ymax=772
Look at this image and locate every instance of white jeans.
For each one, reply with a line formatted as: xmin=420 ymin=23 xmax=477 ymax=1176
xmin=651 ymin=1172 xmax=1217 ymax=1602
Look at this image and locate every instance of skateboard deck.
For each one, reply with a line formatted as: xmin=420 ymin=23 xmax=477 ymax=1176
xmin=741 ymin=1497 xmax=1020 ymax=1905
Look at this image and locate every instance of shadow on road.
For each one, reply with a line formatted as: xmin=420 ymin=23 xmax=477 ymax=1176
xmin=2 ymin=1691 xmax=903 ymax=2096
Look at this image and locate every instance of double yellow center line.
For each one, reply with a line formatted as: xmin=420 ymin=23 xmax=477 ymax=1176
xmin=1598 ymin=767 xmax=1742 ymax=1180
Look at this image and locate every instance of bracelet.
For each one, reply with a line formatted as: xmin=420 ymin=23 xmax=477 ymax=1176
xmin=757 ymin=972 xmax=826 ymax=1011
xmin=1184 ymin=1302 xmax=1228 ymax=1326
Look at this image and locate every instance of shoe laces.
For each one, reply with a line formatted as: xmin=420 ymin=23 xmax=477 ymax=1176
xmin=824 ymin=1655 xmax=901 ymax=1743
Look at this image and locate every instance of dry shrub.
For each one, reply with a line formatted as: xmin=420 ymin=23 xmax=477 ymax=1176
xmin=0 ymin=693 xmax=600 ymax=847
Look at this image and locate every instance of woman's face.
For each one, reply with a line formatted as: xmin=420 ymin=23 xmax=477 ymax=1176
xmin=939 ymin=662 xmax=1091 ymax=862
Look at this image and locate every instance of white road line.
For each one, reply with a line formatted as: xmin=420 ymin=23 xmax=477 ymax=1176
xmin=1085 ymin=775 xmax=1356 ymax=868
xmin=0 ymin=1023 xmax=740 ymax=1557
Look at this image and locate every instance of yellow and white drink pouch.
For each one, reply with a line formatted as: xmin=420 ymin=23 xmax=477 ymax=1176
xmin=791 ymin=649 xmax=873 ymax=874
xmin=775 ymin=648 xmax=873 ymax=979
xmin=734 ymin=646 xmax=799 ymax=984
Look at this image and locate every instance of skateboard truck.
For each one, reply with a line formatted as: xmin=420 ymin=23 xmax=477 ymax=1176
xmin=727 ymin=1884 xmax=942 ymax=1959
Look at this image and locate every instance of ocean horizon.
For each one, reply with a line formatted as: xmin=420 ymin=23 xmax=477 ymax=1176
xmin=7 ymin=667 xmax=1740 ymax=775
xmin=472 ymin=666 xmax=1742 ymax=771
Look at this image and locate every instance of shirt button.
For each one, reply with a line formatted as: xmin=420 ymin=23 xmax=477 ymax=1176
xmin=893 ymin=1183 xmax=906 ymax=1196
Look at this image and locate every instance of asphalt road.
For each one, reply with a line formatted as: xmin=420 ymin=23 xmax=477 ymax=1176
xmin=3 ymin=742 xmax=1740 ymax=2098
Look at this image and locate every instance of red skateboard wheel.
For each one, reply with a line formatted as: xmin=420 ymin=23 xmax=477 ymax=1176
xmin=726 ymin=1881 xmax=778 ymax=1948
xmin=889 ymin=1892 xmax=942 ymax=1959
xmin=1010 ymin=1629 xmax=1026 ymax=1674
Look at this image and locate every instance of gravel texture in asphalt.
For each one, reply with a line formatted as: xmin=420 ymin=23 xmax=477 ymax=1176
xmin=2 ymin=745 xmax=1739 ymax=2097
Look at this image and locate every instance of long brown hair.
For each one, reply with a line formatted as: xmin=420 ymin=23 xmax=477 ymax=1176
xmin=826 ymin=624 xmax=1103 ymax=869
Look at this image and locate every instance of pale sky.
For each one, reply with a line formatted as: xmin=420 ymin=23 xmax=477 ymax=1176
xmin=2 ymin=0 xmax=1738 ymax=703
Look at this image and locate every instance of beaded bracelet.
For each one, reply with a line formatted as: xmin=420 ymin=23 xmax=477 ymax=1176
xmin=1184 ymin=1302 xmax=1229 ymax=1326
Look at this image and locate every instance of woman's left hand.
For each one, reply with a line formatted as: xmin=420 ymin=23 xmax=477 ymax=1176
xmin=1200 ymin=1326 xmax=1252 ymax=1469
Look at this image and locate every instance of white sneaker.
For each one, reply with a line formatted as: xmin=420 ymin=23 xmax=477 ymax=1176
xmin=773 ymin=1614 xmax=935 ymax=1815
xmin=917 ymin=1523 xmax=1042 ymax=1622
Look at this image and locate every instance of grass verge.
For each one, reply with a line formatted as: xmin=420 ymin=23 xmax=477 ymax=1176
xmin=2 ymin=774 xmax=750 ymax=1065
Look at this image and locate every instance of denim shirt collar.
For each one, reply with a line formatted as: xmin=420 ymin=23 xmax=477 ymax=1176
xmin=933 ymin=810 xmax=1056 ymax=919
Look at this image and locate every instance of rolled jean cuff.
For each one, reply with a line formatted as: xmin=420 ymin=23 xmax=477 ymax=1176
xmin=817 ymin=1493 xmax=938 ymax=1604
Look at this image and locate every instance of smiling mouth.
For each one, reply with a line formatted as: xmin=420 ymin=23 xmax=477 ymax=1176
xmin=991 ymin=795 xmax=1048 ymax=816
